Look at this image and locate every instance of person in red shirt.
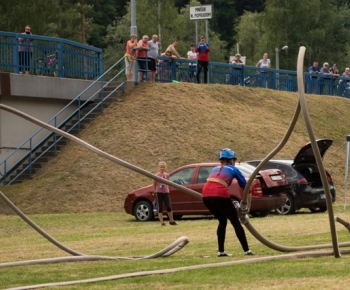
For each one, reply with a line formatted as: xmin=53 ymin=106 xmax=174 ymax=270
xmin=136 ymin=35 xmax=150 ymax=81
xmin=195 ymin=36 xmax=210 ymax=83
xmin=203 ymin=148 xmax=253 ymax=257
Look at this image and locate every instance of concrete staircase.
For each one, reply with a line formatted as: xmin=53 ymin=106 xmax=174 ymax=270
xmin=5 ymin=81 xmax=136 ymax=184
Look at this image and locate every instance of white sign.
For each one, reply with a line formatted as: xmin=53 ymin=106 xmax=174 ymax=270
xmin=190 ymin=5 xmax=212 ymax=20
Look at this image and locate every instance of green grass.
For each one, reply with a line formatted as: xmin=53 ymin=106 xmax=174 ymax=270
xmin=1 ymin=206 xmax=350 ymax=289
xmin=2 ymin=83 xmax=350 ymax=289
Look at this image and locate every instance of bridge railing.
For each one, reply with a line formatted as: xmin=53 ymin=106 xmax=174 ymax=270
xmin=0 ymin=31 xmax=103 ymax=79
xmin=142 ymin=56 xmax=350 ymax=98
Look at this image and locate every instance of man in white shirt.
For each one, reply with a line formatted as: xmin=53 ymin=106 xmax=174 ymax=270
xmin=148 ymin=34 xmax=160 ymax=82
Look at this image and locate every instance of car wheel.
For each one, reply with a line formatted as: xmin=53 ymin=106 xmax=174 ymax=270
xmin=309 ymin=206 xmax=327 ymax=213
xmin=250 ymin=210 xmax=270 ymax=218
xmin=134 ymin=201 xmax=154 ymax=222
xmin=276 ymin=193 xmax=295 ymax=215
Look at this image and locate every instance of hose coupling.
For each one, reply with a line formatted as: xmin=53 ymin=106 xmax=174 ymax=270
xmin=240 ymin=201 xmax=249 ymax=213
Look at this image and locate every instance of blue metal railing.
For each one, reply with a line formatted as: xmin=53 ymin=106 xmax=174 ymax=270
xmin=149 ymin=57 xmax=350 ymax=97
xmin=0 ymin=31 xmax=103 ymax=79
xmin=0 ymin=57 xmax=126 ymax=185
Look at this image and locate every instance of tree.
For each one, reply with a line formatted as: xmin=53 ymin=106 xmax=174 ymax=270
xmin=103 ymin=0 xmax=227 ymax=69
xmin=262 ymin=0 xmax=350 ymax=70
xmin=235 ymin=0 xmax=350 ymax=70
xmin=0 ymin=0 xmax=61 ymax=35
xmin=234 ymin=12 xmax=265 ymax=65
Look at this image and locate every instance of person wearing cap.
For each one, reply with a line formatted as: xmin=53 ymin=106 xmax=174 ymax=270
xmin=202 ymin=148 xmax=254 ymax=257
xmin=229 ymin=53 xmax=244 ymax=85
xmin=187 ymin=44 xmax=197 ymax=82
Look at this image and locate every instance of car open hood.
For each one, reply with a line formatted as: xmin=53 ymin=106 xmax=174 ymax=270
xmin=293 ymin=139 xmax=333 ymax=165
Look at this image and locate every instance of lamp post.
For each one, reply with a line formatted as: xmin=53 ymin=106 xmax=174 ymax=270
xmin=275 ymin=45 xmax=288 ymax=70
xmin=130 ymin=0 xmax=137 ymax=36
xmin=275 ymin=45 xmax=288 ymax=89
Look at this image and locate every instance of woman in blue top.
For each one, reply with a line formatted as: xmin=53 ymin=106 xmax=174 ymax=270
xmin=202 ymin=148 xmax=253 ymax=257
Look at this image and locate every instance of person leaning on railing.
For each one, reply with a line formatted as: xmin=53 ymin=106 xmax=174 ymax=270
xmin=18 ymin=24 xmax=33 ymax=75
xmin=124 ymin=34 xmax=138 ymax=81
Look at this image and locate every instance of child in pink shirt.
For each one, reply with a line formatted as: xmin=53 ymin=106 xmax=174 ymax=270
xmin=153 ymin=161 xmax=178 ymax=226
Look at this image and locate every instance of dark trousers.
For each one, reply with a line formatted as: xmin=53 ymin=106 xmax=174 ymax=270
xmin=203 ymin=196 xmax=249 ymax=252
xmin=19 ymin=51 xmax=31 ymax=72
xmin=197 ymin=60 xmax=209 ymax=83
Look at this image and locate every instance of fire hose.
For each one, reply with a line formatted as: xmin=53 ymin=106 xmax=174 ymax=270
xmin=1 ymin=47 xmax=350 ymax=289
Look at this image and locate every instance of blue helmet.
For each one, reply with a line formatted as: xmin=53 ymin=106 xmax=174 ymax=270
xmin=218 ymin=148 xmax=237 ymax=160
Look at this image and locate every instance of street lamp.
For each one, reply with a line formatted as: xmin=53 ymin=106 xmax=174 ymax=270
xmin=130 ymin=0 xmax=137 ymax=36
xmin=275 ymin=45 xmax=288 ymax=70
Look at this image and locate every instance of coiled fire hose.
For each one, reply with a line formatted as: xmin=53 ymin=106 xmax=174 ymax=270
xmin=0 ymin=47 xmax=349 ymax=289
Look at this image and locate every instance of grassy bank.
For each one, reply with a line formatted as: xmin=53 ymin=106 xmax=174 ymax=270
xmin=1 ymin=83 xmax=350 ymax=215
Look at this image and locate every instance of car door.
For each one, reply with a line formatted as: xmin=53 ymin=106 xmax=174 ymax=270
xmin=191 ymin=166 xmax=215 ymax=212
xmin=168 ymin=166 xmax=196 ymax=212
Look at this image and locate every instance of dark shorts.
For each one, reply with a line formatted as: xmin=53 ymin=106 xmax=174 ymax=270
xmin=137 ymin=57 xmax=147 ymax=71
xmin=148 ymin=58 xmax=157 ymax=71
xmin=156 ymin=192 xmax=172 ymax=212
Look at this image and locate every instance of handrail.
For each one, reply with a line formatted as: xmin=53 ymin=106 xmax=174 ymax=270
xmin=0 ymin=57 xmax=126 ymax=185
xmin=0 ymin=30 xmax=103 ymax=78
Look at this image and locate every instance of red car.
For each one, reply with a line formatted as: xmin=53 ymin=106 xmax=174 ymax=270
xmin=124 ymin=162 xmax=289 ymax=221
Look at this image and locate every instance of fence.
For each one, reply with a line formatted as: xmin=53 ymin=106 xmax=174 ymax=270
xmin=135 ymin=56 xmax=350 ymax=98
xmin=0 ymin=57 xmax=126 ymax=185
xmin=0 ymin=31 xmax=103 ymax=79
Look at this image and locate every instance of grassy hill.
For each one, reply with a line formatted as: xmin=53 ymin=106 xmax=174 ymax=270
xmin=1 ymin=82 xmax=350 ymax=214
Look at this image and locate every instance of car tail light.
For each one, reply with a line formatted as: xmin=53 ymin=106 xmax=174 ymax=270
xmin=251 ymin=182 xmax=263 ymax=197
xmin=327 ymin=175 xmax=333 ymax=183
xmin=297 ymin=177 xmax=308 ymax=184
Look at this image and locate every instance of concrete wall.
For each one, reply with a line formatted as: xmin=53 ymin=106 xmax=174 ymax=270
xmin=0 ymin=72 xmax=99 ymax=174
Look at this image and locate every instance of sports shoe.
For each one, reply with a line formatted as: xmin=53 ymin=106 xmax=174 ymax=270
xmin=244 ymin=250 xmax=254 ymax=255
xmin=217 ymin=252 xmax=232 ymax=257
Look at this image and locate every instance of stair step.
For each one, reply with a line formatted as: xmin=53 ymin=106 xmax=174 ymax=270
xmin=4 ymin=82 xmax=133 ymax=185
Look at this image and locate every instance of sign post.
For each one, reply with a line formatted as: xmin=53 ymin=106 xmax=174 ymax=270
xmin=190 ymin=5 xmax=212 ymax=83
xmin=344 ymin=135 xmax=350 ymax=209
xmin=190 ymin=5 xmax=212 ymax=44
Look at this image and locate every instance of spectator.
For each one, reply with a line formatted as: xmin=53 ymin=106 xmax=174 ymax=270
xmin=307 ymin=61 xmax=320 ymax=94
xmin=153 ymin=161 xmax=178 ymax=226
xmin=330 ymin=63 xmax=340 ymax=76
xmin=340 ymin=67 xmax=350 ymax=97
xmin=320 ymin=62 xmax=332 ymax=95
xmin=342 ymin=67 xmax=350 ymax=79
xmin=18 ymin=24 xmax=33 ymax=75
xmin=158 ymin=50 xmax=177 ymax=81
xmin=124 ymin=34 xmax=138 ymax=81
xmin=255 ymin=52 xmax=271 ymax=87
xmin=229 ymin=53 xmax=244 ymax=85
xmin=148 ymin=34 xmax=160 ymax=82
xmin=195 ymin=36 xmax=210 ymax=84
xmin=166 ymin=40 xmax=182 ymax=58
xmin=329 ymin=63 xmax=340 ymax=95
xmin=136 ymin=35 xmax=150 ymax=82
xmin=187 ymin=44 xmax=197 ymax=82
xmin=202 ymin=148 xmax=254 ymax=257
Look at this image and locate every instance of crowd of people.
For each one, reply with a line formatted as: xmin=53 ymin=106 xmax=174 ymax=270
xmin=124 ymin=34 xmax=210 ymax=83
xmin=307 ymin=60 xmax=350 ymax=96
